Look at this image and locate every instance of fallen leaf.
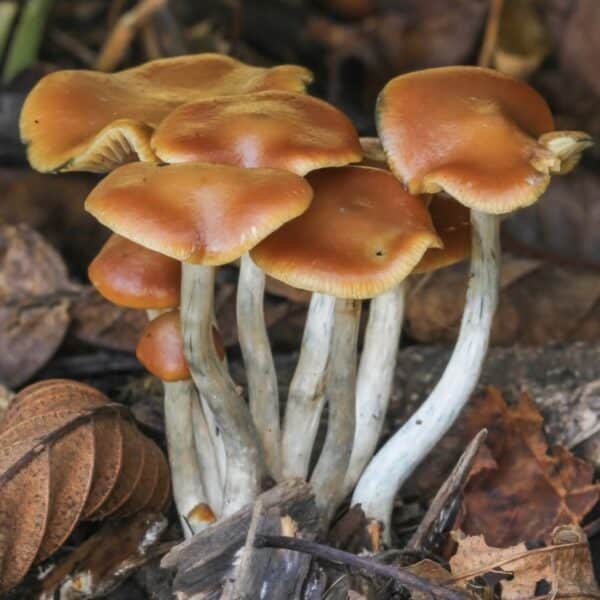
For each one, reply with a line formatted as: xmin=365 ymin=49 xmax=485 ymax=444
xmin=0 ymin=224 xmax=81 ymax=386
xmin=0 ymin=379 xmax=170 ymax=594
xmin=406 ymin=560 xmax=455 ymax=600
xmin=449 ymin=525 xmax=600 ymax=599
xmin=406 ymin=255 xmax=600 ymax=346
xmin=70 ymin=287 xmax=148 ymax=353
xmin=504 ymin=168 xmax=600 ymax=270
xmin=455 ymin=389 xmax=600 ymax=548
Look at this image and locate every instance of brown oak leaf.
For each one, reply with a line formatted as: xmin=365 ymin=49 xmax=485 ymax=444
xmin=456 ymin=388 xmax=600 ymax=547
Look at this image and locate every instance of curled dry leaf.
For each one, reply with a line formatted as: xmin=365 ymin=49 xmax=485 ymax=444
xmin=0 ymin=224 xmax=81 ymax=387
xmin=456 ymin=389 xmax=600 ymax=548
xmin=406 ymin=255 xmax=600 ymax=346
xmin=0 ymin=379 xmax=171 ymax=594
xmin=449 ymin=525 xmax=600 ymax=599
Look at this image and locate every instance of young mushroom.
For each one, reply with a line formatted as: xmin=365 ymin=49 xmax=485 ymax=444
xmin=251 ymin=165 xmax=441 ymax=522
xmin=88 ymin=235 xmax=220 ymax=535
xmin=20 ymin=53 xmax=312 ymax=173
xmin=352 ymin=66 xmax=592 ymax=540
xmin=151 ymin=90 xmax=362 ymax=479
xmin=85 ymin=161 xmax=313 ymax=515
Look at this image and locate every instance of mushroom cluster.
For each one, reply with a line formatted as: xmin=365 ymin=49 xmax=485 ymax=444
xmin=20 ymin=55 xmax=591 ymax=541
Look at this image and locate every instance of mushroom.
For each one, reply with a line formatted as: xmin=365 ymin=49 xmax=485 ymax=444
xmin=136 ymin=311 xmax=223 ymax=529
xmin=88 ymin=235 xmax=222 ymax=535
xmin=352 ymin=66 xmax=592 ymax=540
xmin=85 ymin=161 xmax=313 ymax=514
xmin=20 ymin=53 xmax=312 ymax=173
xmin=251 ymin=165 xmax=441 ymax=522
xmin=151 ymin=90 xmax=361 ymax=479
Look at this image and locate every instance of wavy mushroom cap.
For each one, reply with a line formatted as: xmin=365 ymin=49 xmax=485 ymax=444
xmin=414 ymin=194 xmax=471 ymax=274
xmin=136 ymin=311 xmax=189 ymax=381
xmin=377 ymin=66 xmax=564 ymax=213
xmin=85 ymin=162 xmax=313 ymax=265
xmin=152 ymin=91 xmax=362 ymax=175
xmin=251 ymin=166 xmax=442 ymax=299
xmin=20 ymin=54 xmax=313 ymax=174
xmin=88 ymin=234 xmax=181 ymax=309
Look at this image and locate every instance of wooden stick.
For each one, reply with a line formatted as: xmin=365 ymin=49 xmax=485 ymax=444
xmin=254 ymin=535 xmax=469 ymax=600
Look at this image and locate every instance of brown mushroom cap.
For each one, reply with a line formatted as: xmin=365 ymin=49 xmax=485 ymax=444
xmin=152 ymin=91 xmax=362 ymax=175
xmin=413 ymin=194 xmax=471 ymax=274
xmin=136 ymin=311 xmax=189 ymax=381
xmin=251 ymin=166 xmax=442 ymax=299
xmin=85 ymin=162 xmax=313 ymax=265
xmin=377 ymin=66 xmax=559 ymax=213
xmin=88 ymin=234 xmax=181 ymax=309
xmin=20 ymin=54 xmax=313 ymax=174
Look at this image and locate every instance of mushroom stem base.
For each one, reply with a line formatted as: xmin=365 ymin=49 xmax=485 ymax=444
xmin=310 ymin=297 xmax=361 ymax=525
xmin=342 ymin=283 xmax=405 ymax=498
xmin=237 ymin=253 xmax=280 ymax=480
xmin=181 ymin=263 xmax=265 ymax=516
xmin=352 ymin=210 xmax=500 ymax=542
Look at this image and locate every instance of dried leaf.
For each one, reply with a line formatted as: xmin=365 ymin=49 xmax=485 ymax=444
xmin=0 ymin=379 xmax=171 ymax=594
xmin=456 ymin=389 xmax=600 ymax=547
xmin=70 ymin=287 xmax=148 ymax=353
xmin=0 ymin=225 xmax=81 ymax=387
xmin=406 ymin=560 xmax=454 ymax=600
xmin=504 ymin=168 xmax=600 ymax=269
xmin=406 ymin=255 xmax=600 ymax=345
xmin=449 ymin=525 xmax=600 ymax=598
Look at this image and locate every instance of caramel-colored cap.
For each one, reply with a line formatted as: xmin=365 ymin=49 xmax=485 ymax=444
xmin=377 ymin=66 xmax=591 ymax=213
xmin=251 ymin=166 xmax=441 ymax=299
xmin=85 ymin=162 xmax=313 ymax=265
xmin=88 ymin=234 xmax=181 ymax=309
xmin=20 ymin=54 xmax=313 ymax=174
xmin=152 ymin=91 xmax=361 ymax=174
xmin=136 ymin=311 xmax=189 ymax=381
xmin=414 ymin=194 xmax=471 ymax=274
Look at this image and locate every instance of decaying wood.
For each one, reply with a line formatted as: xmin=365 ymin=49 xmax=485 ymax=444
xmin=165 ymin=479 xmax=318 ymax=600
xmin=37 ymin=512 xmax=171 ymax=599
xmin=407 ymin=429 xmax=488 ymax=553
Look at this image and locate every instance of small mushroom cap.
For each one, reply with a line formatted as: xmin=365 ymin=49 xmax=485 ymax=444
xmin=152 ymin=91 xmax=362 ymax=174
xmin=88 ymin=234 xmax=181 ymax=309
xmin=20 ymin=54 xmax=313 ymax=174
xmin=85 ymin=162 xmax=313 ymax=265
xmin=377 ymin=66 xmax=559 ymax=213
xmin=251 ymin=166 xmax=442 ymax=299
xmin=413 ymin=194 xmax=471 ymax=274
xmin=136 ymin=311 xmax=189 ymax=382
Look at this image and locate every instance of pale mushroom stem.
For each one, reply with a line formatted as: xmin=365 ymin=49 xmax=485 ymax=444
xmin=352 ymin=210 xmax=500 ymax=542
xmin=145 ymin=309 xmax=213 ymax=536
xmin=196 ymin=392 xmax=227 ymax=499
xmin=163 ymin=380 xmax=214 ymax=537
xmin=310 ymin=298 xmax=361 ymax=525
xmin=236 ymin=252 xmax=281 ymax=480
xmin=190 ymin=392 xmax=224 ymax=515
xmin=281 ymin=293 xmax=336 ymax=480
xmin=181 ymin=263 xmax=265 ymax=515
xmin=342 ymin=283 xmax=405 ymax=498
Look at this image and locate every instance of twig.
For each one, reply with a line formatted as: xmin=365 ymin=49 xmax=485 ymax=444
xmin=2 ymin=0 xmax=53 ymax=84
xmin=96 ymin=0 xmax=167 ymax=72
xmin=254 ymin=535 xmax=469 ymax=600
xmin=49 ymin=28 xmax=96 ymax=67
xmin=407 ymin=429 xmax=488 ymax=552
xmin=477 ymin=0 xmax=504 ymax=69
